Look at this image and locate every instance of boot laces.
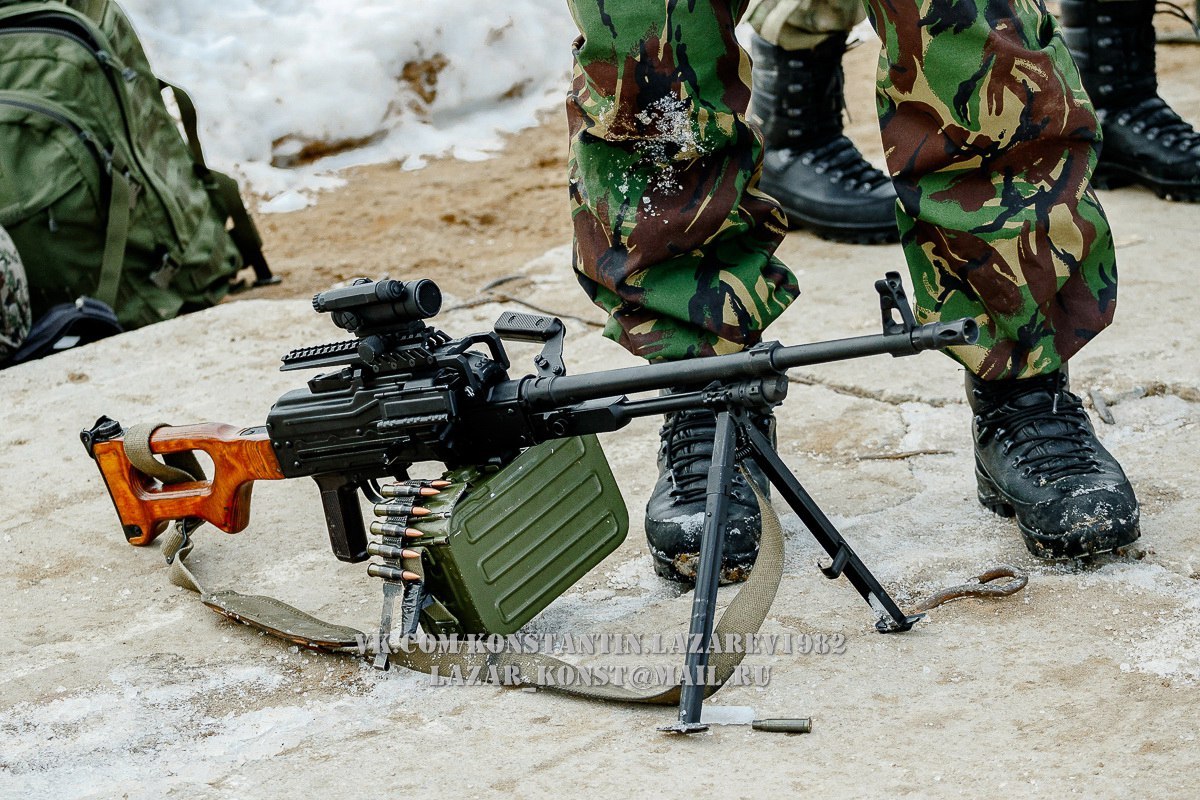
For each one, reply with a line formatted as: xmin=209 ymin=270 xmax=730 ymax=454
xmin=976 ymin=377 xmax=1102 ymax=483
xmin=660 ymin=409 xmax=717 ymax=503
xmin=1116 ymin=97 xmax=1200 ymax=152
xmin=660 ymin=409 xmax=773 ymax=502
xmin=807 ymin=136 xmax=891 ymax=190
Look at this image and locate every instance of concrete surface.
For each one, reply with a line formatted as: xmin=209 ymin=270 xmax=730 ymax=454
xmin=2 ymin=180 xmax=1199 ymax=799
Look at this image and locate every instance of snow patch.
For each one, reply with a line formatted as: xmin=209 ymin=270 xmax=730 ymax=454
xmin=258 ymin=189 xmax=314 ymax=215
xmin=665 ymin=512 xmax=706 ymax=536
xmin=122 ymin=0 xmax=575 ymax=200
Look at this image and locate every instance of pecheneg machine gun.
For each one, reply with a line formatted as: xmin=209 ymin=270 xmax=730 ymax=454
xmin=82 ymin=275 xmax=977 ymax=732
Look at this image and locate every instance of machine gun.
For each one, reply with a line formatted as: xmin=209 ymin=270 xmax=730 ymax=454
xmin=82 ymin=274 xmax=977 ymax=732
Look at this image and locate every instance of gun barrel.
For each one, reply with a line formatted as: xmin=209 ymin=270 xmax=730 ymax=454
xmin=521 ymin=317 xmax=977 ymax=409
xmin=771 ymin=317 xmax=978 ymax=370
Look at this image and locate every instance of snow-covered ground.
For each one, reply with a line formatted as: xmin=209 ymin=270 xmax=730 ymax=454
xmin=123 ymin=0 xmax=576 ymax=204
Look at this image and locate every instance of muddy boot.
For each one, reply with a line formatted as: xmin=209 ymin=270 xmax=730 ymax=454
xmin=967 ymin=370 xmax=1140 ymax=559
xmin=1061 ymin=0 xmax=1200 ymax=201
xmin=644 ymin=399 xmax=773 ymax=584
xmin=748 ymin=32 xmax=898 ymax=243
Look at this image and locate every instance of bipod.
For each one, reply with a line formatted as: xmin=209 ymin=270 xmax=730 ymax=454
xmin=661 ymin=379 xmax=923 ymax=734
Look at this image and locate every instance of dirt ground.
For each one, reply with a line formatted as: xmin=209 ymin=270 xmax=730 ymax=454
xmin=2 ymin=29 xmax=1200 ymax=800
xmin=251 ymin=19 xmax=1200 ymax=305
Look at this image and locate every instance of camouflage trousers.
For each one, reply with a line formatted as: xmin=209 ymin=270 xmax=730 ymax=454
xmin=0 ymin=224 xmax=31 ymax=362
xmin=567 ymin=0 xmax=1118 ymax=379
xmin=746 ymin=0 xmax=866 ymax=49
xmin=746 ymin=0 xmax=1148 ymax=62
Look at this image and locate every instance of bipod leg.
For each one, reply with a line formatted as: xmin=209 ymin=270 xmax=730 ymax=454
xmin=661 ymin=408 xmax=739 ymax=734
xmin=739 ymin=423 xmax=922 ymax=633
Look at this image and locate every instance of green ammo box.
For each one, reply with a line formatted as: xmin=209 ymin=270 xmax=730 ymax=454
xmin=413 ymin=435 xmax=627 ymax=635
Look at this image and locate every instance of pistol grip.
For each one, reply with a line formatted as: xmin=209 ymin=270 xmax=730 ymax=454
xmin=314 ymin=475 xmax=369 ymax=563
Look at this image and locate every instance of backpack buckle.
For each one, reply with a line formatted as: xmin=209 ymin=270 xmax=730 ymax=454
xmin=150 ymin=253 xmax=180 ymax=289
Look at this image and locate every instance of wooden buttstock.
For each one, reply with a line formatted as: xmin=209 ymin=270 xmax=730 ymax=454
xmin=90 ymin=422 xmax=285 ymax=545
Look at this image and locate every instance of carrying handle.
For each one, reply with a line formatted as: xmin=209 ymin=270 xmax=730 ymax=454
xmin=494 ymin=312 xmax=566 ymax=377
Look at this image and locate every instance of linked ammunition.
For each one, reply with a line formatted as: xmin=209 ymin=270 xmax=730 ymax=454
xmin=372 ymin=500 xmax=432 ymax=518
xmin=369 ymin=521 xmax=425 ymax=538
xmin=381 ymin=485 xmax=441 ymax=498
xmin=367 ymin=542 xmax=420 ymax=560
xmin=367 ymin=564 xmax=421 ymax=582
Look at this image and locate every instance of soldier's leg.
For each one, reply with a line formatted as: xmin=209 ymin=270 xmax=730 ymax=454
xmin=863 ymin=0 xmax=1138 ymax=558
xmin=1060 ymin=0 xmax=1200 ymax=201
xmin=0 ymin=225 xmax=31 ymax=364
xmin=865 ymin=0 xmax=1116 ymax=378
xmin=745 ymin=0 xmax=900 ymax=242
xmin=567 ymin=0 xmax=799 ymax=582
xmin=566 ymin=0 xmax=799 ymax=363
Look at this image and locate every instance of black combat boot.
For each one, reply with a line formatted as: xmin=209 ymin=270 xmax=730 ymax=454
xmin=967 ymin=370 xmax=1140 ymax=559
xmin=749 ymin=33 xmax=899 ymax=243
xmin=1060 ymin=0 xmax=1200 ymax=201
xmin=645 ymin=398 xmax=773 ymax=583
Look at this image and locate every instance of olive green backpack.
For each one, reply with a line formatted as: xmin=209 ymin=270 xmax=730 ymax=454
xmin=0 ymin=0 xmax=276 ymax=330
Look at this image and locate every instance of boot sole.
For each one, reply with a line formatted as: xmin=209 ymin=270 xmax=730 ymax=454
xmin=1093 ymin=163 xmax=1200 ymax=203
xmin=650 ymin=548 xmax=755 ymax=585
xmin=766 ymin=194 xmax=900 ymax=245
xmin=975 ymin=465 xmax=1140 ymax=560
xmin=789 ymin=217 xmax=900 ymax=245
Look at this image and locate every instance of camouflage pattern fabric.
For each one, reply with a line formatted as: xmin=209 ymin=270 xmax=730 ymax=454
xmin=865 ymin=0 xmax=1115 ymax=379
xmin=746 ymin=0 xmax=866 ymax=49
xmin=567 ymin=0 xmax=1117 ymax=378
xmin=566 ymin=0 xmax=799 ymax=360
xmin=0 ymin=224 xmax=31 ymax=362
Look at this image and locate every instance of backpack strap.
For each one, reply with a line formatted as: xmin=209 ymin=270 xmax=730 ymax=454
xmin=162 ymin=79 xmax=207 ymax=168
xmin=97 ymin=152 xmax=132 ymax=309
xmin=207 ymin=169 xmax=278 ymax=286
xmin=160 ymin=80 xmax=279 ymax=287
